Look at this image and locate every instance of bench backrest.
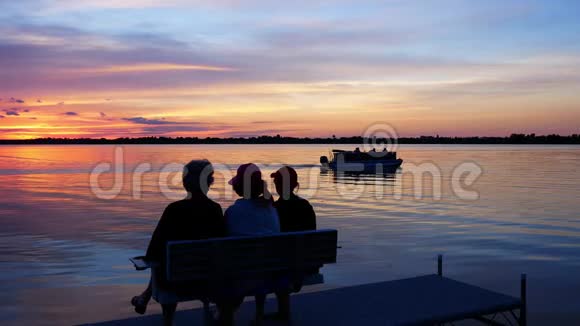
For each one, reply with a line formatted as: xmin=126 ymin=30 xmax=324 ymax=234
xmin=165 ymin=229 xmax=338 ymax=282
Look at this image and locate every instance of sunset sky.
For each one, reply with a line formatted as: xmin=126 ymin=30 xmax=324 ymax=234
xmin=1 ymin=0 xmax=579 ymax=139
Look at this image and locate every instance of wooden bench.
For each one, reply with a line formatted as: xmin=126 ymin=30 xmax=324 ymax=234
xmin=131 ymin=229 xmax=338 ymax=323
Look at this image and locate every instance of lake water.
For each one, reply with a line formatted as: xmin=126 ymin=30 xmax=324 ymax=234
xmin=0 ymin=144 xmax=579 ymax=325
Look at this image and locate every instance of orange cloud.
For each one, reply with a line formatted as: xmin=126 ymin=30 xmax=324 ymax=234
xmin=73 ymin=63 xmax=237 ymax=74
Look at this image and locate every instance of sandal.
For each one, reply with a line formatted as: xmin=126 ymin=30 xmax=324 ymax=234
xmin=131 ymin=295 xmax=149 ymax=315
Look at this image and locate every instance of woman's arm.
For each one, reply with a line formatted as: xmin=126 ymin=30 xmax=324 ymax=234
xmin=145 ymin=205 xmax=172 ymax=261
xmin=307 ymin=202 xmax=317 ymax=230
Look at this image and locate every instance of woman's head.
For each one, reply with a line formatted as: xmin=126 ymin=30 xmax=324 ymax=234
xmin=182 ymin=159 xmax=214 ymax=195
xmin=229 ymin=163 xmax=266 ymax=199
xmin=271 ymin=165 xmax=299 ymax=199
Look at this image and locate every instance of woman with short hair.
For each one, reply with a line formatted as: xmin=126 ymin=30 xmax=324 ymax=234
xmin=131 ymin=159 xmax=226 ymax=326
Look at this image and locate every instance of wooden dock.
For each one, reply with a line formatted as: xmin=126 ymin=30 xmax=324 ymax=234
xmin=86 ymin=272 xmax=526 ymax=325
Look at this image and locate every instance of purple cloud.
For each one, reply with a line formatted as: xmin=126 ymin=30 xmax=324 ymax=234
xmin=141 ymin=125 xmax=221 ymax=134
xmin=0 ymin=23 xmax=243 ymax=95
xmin=121 ymin=116 xmax=228 ymax=135
xmin=2 ymin=108 xmax=25 ymax=116
xmin=123 ymin=117 xmax=174 ymax=125
xmin=1 ymin=107 xmax=31 ymax=116
xmin=8 ymin=97 xmax=25 ymax=104
xmin=99 ymin=112 xmax=107 ymax=118
xmin=63 ymin=111 xmax=78 ymax=116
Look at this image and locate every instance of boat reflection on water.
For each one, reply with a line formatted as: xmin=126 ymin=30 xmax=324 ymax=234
xmin=320 ymin=165 xmax=400 ymax=186
xmin=319 ymin=166 xmax=401 ymax=200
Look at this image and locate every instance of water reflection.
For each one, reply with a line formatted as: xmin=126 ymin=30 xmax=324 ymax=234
xmin=1 ymin=144 xmax=580 ymax=325
xmin=320 ymin=166 xmax=399 ymax=185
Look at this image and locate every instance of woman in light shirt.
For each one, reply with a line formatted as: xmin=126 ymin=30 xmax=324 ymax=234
xmin=223 ymin=163 xmax=280 ymax=324
xmin=225 ymin=163 xmax=280 ymax=235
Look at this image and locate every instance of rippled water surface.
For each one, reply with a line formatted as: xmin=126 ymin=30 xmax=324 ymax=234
xmin=1 ymin=144 xmax=579 ymax=325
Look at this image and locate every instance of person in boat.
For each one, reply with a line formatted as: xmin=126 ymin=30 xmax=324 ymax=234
xmin=352 ymin=147 xmax=362 ymax=160
xmin=269 ymin=166 xmax=317 ymax=320
xmin=131 ymin=159 xmax=227 ymax=326
xmin=223 ymin=163 xmax=280 ymax=324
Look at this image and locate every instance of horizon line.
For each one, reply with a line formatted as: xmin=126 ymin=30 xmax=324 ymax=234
xmin=1 ymin=132 xmax=580 ymax=140
xmin=1 ymin=133 xmax=579 ymax=145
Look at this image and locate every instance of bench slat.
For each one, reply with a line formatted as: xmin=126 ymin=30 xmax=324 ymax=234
xmin=166 ymin=230 xmax=337 ymax=282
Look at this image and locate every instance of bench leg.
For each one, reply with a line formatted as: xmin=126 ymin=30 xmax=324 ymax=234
xmin=520 ymin=274 xmax=527 ymax=326
xmin=217 ymin=302 xmax=236 ymax=326
xmin=161 ymin=303 xmax=177 ymax=326
xmin=275 ymin=291 xmax=291 ymax=319
xmin=255 ymin=294 xmax=266 ymax=325
xmin=202 ymin=300 xmax=212 ymax=325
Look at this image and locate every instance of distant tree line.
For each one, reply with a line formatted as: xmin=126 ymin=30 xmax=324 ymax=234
xmin=1 ymin=133 xmax=579 ymax=145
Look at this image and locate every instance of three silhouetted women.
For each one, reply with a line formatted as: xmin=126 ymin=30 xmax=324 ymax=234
xmin=132 ymin=161 xmax=316 ymax=325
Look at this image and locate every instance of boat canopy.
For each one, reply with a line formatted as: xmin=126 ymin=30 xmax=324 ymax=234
xmin=330 ymin=149 xmax=397 ymax=161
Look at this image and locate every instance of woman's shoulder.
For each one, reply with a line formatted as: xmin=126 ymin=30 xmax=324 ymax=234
xmin=277 ymin=194 xmax=312 ymax=206
xmin=168 ymin=196 xmax=222 ymax=211
xmin=225 ymin=198 xmax=246 ymax=214
xmin=228 ymin=198 xmax=249 ymax=207
xmin=206 ymin=197 xmax=223 ymax=210
xmin=293 ymin=194 xmax=310 ymax=202
xmin=298 ymin=196 xmax=314 ymax=209
xmin=229 ymin=197 xmax=273 ymax=209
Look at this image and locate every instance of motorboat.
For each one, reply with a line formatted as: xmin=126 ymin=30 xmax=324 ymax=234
xmin=320 ymin=148 xmax=403 ymax=173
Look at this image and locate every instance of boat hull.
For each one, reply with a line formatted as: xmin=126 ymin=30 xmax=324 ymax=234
xmin=326 ymin=159 xmax=403 ymax=173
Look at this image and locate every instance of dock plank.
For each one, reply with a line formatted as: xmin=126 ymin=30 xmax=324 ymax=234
xmin=85 ymin=275 xmax=521 ymax=326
